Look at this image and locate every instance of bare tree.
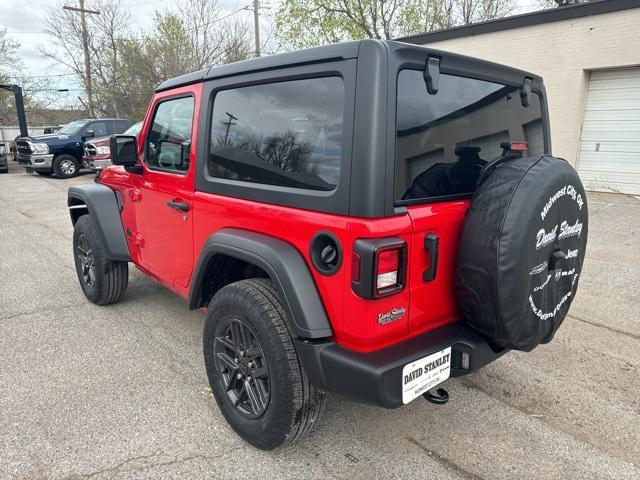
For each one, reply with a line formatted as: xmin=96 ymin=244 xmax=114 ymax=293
xmin=88 ymin=0 xmax=132 ymax=117
xmin=41 ymin=0 xmax=252 ymax=120
xmin=221 ymin=18 xmax=253 ymax=64
xmin=457 ymin=0 xmax=513 ymax=24
xmin=0 ymin=28 xmax=20 ymax=72
xmin=148 ymin=0 xmax=252 ymax=75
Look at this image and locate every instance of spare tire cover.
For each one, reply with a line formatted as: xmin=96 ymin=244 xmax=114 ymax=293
xmin=455 ymin=155 xmax=588 ymax=352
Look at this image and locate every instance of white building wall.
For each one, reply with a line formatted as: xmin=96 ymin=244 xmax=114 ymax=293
xmin=420 ymin=8 xmax=640 ymax=166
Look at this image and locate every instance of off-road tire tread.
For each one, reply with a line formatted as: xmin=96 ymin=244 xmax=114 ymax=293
xmin=204 ymin=278 xmax=325 ymax=449
xmin=247 ymin=279 xmax=326 ymax=445
xmin=74 ymin=214 xmax=128 ymax=305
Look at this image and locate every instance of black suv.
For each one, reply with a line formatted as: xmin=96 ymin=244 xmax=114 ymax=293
xmin=17 ymin=118 xmax=131 ymax=178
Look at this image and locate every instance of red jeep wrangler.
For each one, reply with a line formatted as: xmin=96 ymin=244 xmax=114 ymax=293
xmin=68 ymin=40 xmax=588 ymax=450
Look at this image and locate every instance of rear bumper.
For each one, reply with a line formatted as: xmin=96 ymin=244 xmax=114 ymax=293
xmin=295 ymin=321 xmax=505 ymax=408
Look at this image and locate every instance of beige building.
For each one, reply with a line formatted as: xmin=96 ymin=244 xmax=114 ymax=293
xmin=400 ymin=0 xmax=640 ymax=195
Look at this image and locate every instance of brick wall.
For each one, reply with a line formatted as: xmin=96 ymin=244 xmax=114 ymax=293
xmin=420 ymin=8 xmax=640 ymax=166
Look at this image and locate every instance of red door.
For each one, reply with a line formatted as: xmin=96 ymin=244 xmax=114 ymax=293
xmin=405 ymin=200 xmax=470 ymax=333
xmin=134 ymin=87 xmax=200 ymax=288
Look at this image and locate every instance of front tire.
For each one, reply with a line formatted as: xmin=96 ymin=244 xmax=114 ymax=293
xmin=203 ymin=279 xmax=325 ymax=450
xmin=53 ymin=154 xmax=80 ymax=179
xmin=73 ymin=215 xmax=128 ymax=305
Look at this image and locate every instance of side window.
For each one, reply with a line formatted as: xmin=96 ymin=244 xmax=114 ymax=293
xmin=90 ymin=121 xmax=107 ymax=137
xmin=112 ymin=120 xmax=129 ymax=134
xmin=146 ymin=96 xmax=194 ymax=173
xmin=207 ymin=76 xmax=344 ymax=191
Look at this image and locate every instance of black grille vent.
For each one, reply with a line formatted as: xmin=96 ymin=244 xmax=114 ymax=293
xmin=16 ymin=140 xmax=32 ymax=156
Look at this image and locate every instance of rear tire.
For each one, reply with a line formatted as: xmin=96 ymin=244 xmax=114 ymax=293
xmin=203 ymin=279 xmax=325 ymax=450
xmin=53 ymin=154 xmax=80 ymax=179
xmin=73 ymin=215 xmax=128 ymax=305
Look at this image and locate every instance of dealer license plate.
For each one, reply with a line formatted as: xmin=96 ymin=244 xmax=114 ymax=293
xmin=402 ymin=347 xmax=451 ymax=404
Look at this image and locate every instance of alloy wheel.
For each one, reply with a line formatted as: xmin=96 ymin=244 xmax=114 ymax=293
xmin=213 ymin=317 xmax=270 ymax=418
xmin=76 ymin=233 xmax=96 ymax=288
xmin=60 ymin=159 xmax=77 ymax=176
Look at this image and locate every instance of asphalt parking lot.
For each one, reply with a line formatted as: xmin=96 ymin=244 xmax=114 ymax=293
xmin=0 ymin=161 xmax=638 ymax=479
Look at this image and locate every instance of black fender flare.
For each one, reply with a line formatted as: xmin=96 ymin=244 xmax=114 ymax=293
xmin=67 ymin=184 xmax=130 ymax=262
xmin=189 ymin=228 xmax=333 ymax=339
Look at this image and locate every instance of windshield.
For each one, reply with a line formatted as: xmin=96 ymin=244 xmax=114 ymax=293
xmin=58 ymin=120 xmax=87 ymax=135
xmin=124 ymin=121 xmax=143 ymax=136
xmin=395 ymin=70 xmax=545 ymax=202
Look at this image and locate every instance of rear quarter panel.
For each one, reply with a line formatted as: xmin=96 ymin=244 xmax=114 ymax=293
xmin=192 ymin=192 xmax=420 ymax=352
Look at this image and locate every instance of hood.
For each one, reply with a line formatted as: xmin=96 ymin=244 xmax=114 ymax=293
xmin=26 ymin=133 xmax=80 ymax=145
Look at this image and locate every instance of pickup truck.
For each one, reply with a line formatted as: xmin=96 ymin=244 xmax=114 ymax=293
xmin=17 ymin=118 xmax=131 ymax=178
xmin=83 ymin=121 xmax=143 ymax=172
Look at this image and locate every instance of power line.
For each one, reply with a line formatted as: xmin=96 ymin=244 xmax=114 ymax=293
xmin=181 ymin=6 xmax=251 ymax=33
xmin=19 ymin=73 xmax=77 ymax=79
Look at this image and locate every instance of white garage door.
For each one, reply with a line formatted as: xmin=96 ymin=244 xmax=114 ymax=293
xmin=578 ymin=68 xmax=640 ymax=195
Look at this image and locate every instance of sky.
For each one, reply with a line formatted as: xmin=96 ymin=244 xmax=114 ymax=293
xmin=0 ymin=0 xmax=540 ymax=107
xmin=0 ymin=0 xmax=267 ymax=104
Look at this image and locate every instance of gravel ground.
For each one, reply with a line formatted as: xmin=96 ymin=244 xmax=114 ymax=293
xmin=0 ymin=162 xmax=638 ymax=479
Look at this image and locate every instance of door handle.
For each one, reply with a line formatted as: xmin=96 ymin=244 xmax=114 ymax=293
xmin=167 ymin=199 xmax=189 ymax=212
xmin=423 ymin=233 xmax=439 ymax=282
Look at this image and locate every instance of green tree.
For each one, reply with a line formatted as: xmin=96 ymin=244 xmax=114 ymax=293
xmin=275 ymin=0 xmax=514 ymax=49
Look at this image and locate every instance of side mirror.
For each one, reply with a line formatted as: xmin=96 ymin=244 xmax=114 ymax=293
xmin=110 ymin=134 xmax=139 ymax=171
xmin=83 ymin=129 xmax=95 ymax=138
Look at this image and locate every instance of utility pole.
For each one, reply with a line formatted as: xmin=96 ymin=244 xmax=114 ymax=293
xmin=222 ymin=112 xmax=238 ymax=145
xmin=253 ymin=0 xmax=260 ymax=57
xmin=63 ymin=1 xmax=100 ymax=117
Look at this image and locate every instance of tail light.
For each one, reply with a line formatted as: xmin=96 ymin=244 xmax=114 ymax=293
xmin=352 ymin=238 xmax=407 ymax=299
xmin=510 ymin=141 xmax=528 ymax=151
xmin=376 ymin=248 xmax=400 ymax=291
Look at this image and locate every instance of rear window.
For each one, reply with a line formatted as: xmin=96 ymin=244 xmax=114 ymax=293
xmin=207 ymin=76 xmax=344 ymax=191
xmin=395 ymin=70 xmax=544 ymax=203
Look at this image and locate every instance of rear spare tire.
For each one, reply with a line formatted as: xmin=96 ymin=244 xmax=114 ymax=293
xmin=456 ymin=155 xmax=588 ymax=351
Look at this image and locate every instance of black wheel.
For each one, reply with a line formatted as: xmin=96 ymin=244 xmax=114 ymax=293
xmin=203 ymin=279 xmax=325 ymax=450
xmin=36 ymin=171 xmax=53 ymax=176
xmin=53 ymin=154 xmax=80 ymax=178
xmin=73 ymin=215 xmax=128 ymax=305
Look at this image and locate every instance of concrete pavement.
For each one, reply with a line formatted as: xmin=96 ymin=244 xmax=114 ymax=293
xmin=0 ymin=161 xmax=638 ymax=479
